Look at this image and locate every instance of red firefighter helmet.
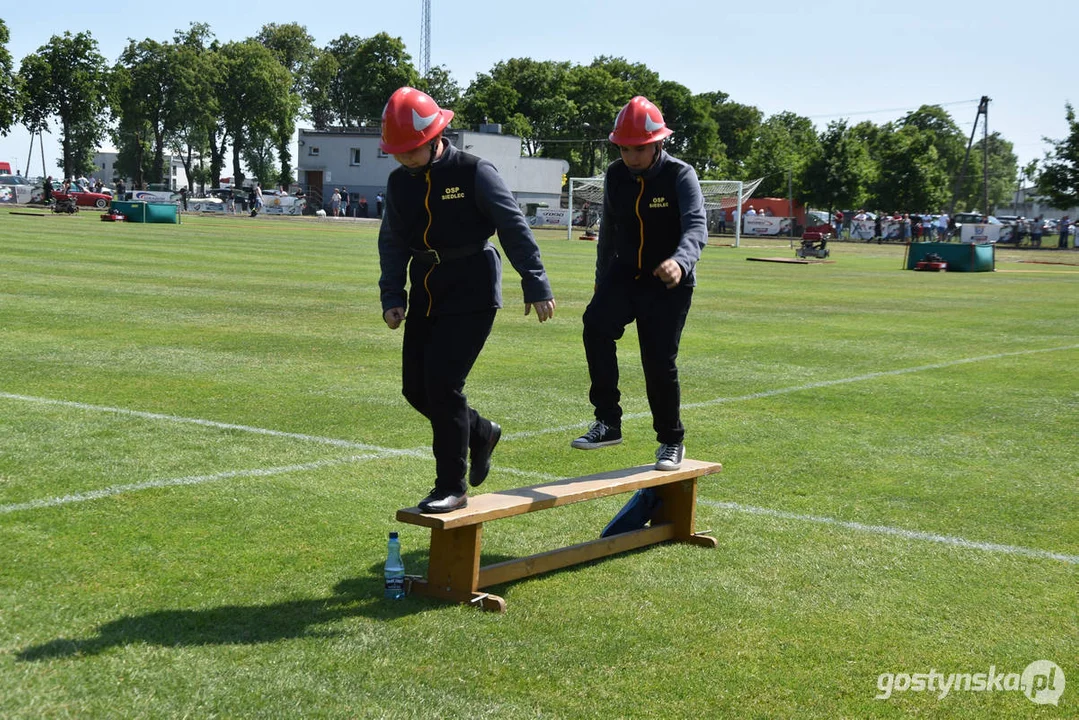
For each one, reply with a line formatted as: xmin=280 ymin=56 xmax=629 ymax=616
xmin=379 ymin=87 xmax=454 ymax=154
xmin=609 ymin=96 xmax=673 ymax=146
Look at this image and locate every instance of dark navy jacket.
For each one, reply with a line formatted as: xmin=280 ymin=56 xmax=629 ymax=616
xmin=596 ymin=151 xmax=708 ymax=287
xmin=378 ymin=140 xmax=552 ymax=316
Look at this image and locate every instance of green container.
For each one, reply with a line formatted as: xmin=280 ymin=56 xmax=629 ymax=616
xmin=109 ymin=201 xmax=180 ymax=224
xmin=905 ymin=242 xmax=995 ymax=272
xmin=145 ymin=202 xmax=179 ymax=224
xmin=110 ymin=200 xmax=147 ymax=222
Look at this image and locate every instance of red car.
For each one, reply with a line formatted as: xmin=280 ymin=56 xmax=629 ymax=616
xmin=44 ymin=182 xmax=112 ymax=209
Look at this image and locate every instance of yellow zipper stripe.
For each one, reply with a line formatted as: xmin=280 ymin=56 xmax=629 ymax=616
xmin=635 ymin=176 xmax=645 ymax=278
xmin=422 ymin=170 xmax=435 ymax=316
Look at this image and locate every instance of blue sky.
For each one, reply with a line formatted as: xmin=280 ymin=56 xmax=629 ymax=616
xmin=2 ymin=0 xmax=1074 ymax=182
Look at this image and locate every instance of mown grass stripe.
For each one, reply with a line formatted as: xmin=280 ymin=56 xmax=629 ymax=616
xmin=504 ymin=343 xmax=1079 ymax=440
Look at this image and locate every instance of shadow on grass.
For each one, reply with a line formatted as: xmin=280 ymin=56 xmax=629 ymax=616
xmin=15 ymin=549 xmax=517 ymax=662
xmin=17 ymin=535 xmax=664 ymax=663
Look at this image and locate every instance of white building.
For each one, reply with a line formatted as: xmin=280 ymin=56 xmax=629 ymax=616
xmin=91 ymin=150 xmax=191 ymax=191
xmin=996 ymin=184 xmax=1079 ymax=221
xmin=296 ymin=125 xmax=568 ymax=215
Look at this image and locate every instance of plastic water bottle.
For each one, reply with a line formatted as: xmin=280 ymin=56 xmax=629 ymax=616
xmin=384 ymin=531 xmax=406 ymax=600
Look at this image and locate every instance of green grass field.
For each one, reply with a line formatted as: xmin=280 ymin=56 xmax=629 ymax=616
xmin=1 ymin=211 xmax=1076 ymax=718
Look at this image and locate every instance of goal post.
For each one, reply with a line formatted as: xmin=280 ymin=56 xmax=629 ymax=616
xmin=567 ymin=176 xmax=764 ymax=247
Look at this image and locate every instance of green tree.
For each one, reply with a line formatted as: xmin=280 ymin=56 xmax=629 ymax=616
xmin=456 ymin=71 xmax=537 ymax=155
xmin=804 ymin=120 xmax=874 ymax=212
xmin=744 ymin=111 xmax=820 ymax=198
xmin=339 ymin=33 xmax=419 ymax=126
xmin=313 ymin=33 xmax=418 ymax=128
xmin=242 ymin=129 xmax=278 ymax=190
xmin=590 ymin=56 xmax=660 ymax=100
xmin=1037 ymin=104 xmax=1079 ymax=210
xmin=958 ymin=132 xmax=1018 ymax=212
xmin=870 ymin=124 xmax=949 ymax=212
xmin=458 ymin=58 xmax=573 ymax=156
xmin=18 ymin=31 xmax=110 ymax=179
xmin=900 ymin=105 xmax=968 ymax=204
xmin=698 ymin=91 xmax=762 ymax=172
xmin=0 ymin=19 xmax=18 ymax=137
xmin=305 ymin=50 xmax=339 ymax=130
xmin=113 ymin=39 xmax=189 ymax=187
xmin=216 ymin=40 xmax=292 ymax=187
xmin=169 ymin=24 xmax=220 ymax=192
xmin=653 ymin=81 xmax=720 ymax=176
xmin=418 ymin=65 xmax=461 ymax=111
xmin=256 ymin=23 xmax=315 ymax=186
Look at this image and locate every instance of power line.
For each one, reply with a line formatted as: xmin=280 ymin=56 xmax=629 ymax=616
xmin=806 ymin=99 xmax=981 ymax=121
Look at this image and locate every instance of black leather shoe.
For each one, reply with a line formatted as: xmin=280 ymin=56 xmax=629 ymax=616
xmin=469 ymin=422 xmax=501 ymax=487
xmin=418 ymin=488 xmax=468 ymax=514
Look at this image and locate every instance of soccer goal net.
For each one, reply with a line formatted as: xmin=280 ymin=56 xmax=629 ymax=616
xmin=567 ymin=176 xmax=764 ymax=247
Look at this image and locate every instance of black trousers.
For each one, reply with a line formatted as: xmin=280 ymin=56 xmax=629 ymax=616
xmin=582 ymin=268 xmax=693 ymax=445
xmin=401 ymin=309 xmax=497 ymax=494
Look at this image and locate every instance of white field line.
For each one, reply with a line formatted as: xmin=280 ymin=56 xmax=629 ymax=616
xmin=504 ymin=344 xmax=1079 ymax=441
xmin=3 ymin=345 xmax=1077 ymax=564
xmin=0 ymin=391 xmax=429 ymax=458
xmin=0 ymin=454 xmax=381 ymax=515
xmin=701 ymin=499 xmax=1079 ymax=565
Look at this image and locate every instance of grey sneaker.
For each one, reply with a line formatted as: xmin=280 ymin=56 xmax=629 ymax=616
xmin=570 ymin=421 xmax=623 ymax=449
xmin=655 ymin=443 xmax=684 ymax=471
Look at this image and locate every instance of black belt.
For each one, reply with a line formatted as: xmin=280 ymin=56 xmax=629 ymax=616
xmin=410 ymin=242 xmax=488 ymax=265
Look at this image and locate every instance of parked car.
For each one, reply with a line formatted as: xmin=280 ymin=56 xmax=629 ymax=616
xmin=952 ymin=212 xmax=1001 ymax=226
xmin=0 ymin=175 xmax=35 ymax=204
xmin=55 ymin=186 xmax=113 ymax=209
xmin=31 ymin=181 xmax=112 ymax=209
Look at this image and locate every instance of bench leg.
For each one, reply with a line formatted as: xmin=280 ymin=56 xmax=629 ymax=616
xmin=406 ymin=524 xmax=507 ymax=612
xmin=653 ymin=478 xmax=717 ymax=549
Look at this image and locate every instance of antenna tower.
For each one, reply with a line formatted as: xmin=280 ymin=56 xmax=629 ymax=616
xmin=420 ymin=0 xmax=431 ymax=77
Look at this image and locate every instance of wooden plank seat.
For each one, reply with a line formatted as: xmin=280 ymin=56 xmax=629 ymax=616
xmin=396 ymin=458 xmax=722 ymax=612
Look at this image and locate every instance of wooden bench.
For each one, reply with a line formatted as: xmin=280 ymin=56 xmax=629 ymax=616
xmin=396 ymin=458 xmax=722 ymax=612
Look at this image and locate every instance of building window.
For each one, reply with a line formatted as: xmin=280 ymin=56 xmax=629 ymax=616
xmin=309 ymin=146 xmax=320 ymax=157
xmin=350 ymin=148 xmax=362 ymax=166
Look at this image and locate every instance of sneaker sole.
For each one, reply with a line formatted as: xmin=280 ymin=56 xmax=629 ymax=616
xmin=570 ymin=437 xmax=623 ymax=450
xmin=654 ymin=460 xmax=682 ymax=471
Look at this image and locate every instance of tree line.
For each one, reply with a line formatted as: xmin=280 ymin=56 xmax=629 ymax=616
xmin=0 ymin=19 xmax=1075 ymax=212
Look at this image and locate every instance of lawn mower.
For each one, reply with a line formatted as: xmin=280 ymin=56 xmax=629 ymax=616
xmin=796 ymin=231 xmax=830 ymax=259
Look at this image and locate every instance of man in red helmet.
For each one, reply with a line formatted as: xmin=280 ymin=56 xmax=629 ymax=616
xmin=571 ymin=96 xmax=707 ymax=510
xmin=377 ymin=87 xmax=556 ymax=513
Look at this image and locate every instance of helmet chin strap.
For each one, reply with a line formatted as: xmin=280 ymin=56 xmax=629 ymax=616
xmin=404 ymin=137 xmax=443 ymax=176
xmin=627 ymin=141 xmax=663 ymax=177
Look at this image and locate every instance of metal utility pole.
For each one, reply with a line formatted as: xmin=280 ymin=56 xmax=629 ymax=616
xmin=949 ymin=95 xmax=990 ymax=215
xmin=982 ymin=98 xmax=989 ymax=215
xmin=420 ymin=0 xmax=431 ymax=77
xmin=788 ymin=167 xmax=794 ymax=240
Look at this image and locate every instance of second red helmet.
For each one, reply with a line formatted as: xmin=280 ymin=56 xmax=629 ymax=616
xmin=379 ymin=87 xmax=455 ymax=154
xmin=609 ymin=96 xmax=673 ymax=146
